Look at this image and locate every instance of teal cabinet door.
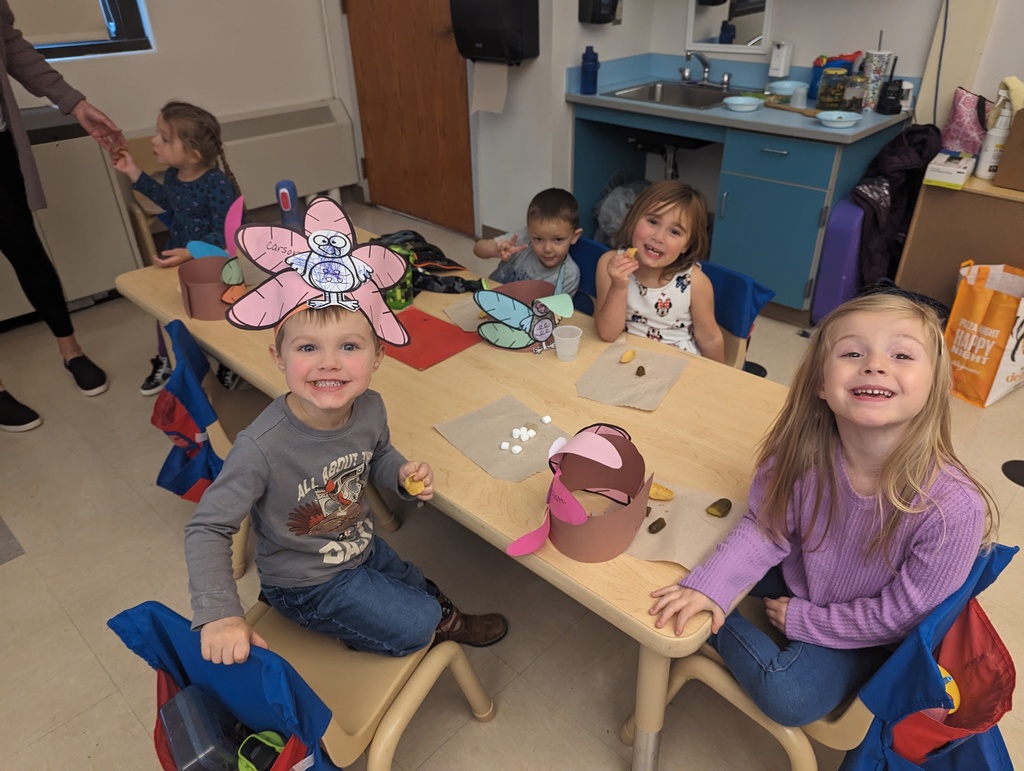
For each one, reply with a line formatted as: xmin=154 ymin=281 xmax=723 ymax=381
xmin=711 ymin=172 xmax=827 ymax=309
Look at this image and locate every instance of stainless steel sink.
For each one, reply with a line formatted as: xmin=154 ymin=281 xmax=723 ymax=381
xmin=603 ymin=81 xmax=738 ymax=110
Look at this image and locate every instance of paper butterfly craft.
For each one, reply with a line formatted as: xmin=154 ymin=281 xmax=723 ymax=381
xmin=473 ymin=263 xmax=574 ymax=353
xmin=226 ymin=197 xmax=410 ymax=346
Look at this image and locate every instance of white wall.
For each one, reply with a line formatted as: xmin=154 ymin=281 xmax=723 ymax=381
xmin=475 ymin=0 xmax=658 ymax=233
xmin=973 ymin=0 xmax=1024 ymax=98
xmin=13 ymin=0 xmax=346 ymax=133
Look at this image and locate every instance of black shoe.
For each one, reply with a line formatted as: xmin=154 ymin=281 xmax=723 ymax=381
xmin=0 ymin=390 xmax=42 ymax=432
xmin=65 ymin=355 xmax=109 ymax=396
xmin=216 ymin=363 xmax=244 ymax=391
xmin=140 ymin=355 xmax=171 ymax=396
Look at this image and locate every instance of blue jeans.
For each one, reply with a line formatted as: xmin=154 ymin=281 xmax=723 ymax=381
xmin=708 ymin=567 xmax=891 ymax=726
xmin=261 ymin=538 xmax=441 ymax=657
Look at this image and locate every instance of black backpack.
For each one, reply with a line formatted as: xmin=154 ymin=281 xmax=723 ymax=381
xmin=368 ymin=230 xmax=464 ymax=272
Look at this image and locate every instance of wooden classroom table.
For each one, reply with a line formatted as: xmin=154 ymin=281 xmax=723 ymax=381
xmin=115 ymin=243 xmax=788 ymax=771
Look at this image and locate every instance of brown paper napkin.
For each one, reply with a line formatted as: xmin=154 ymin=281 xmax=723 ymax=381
xmin=444 ymin=297 xmax=486 ymax=333
xmin=625 ymin=481 xmax=739 ymax=570
xmin=434 ymin=395 xmax=571 ymax=482
xmin=576 ymin=343 xmax=689 ymax=411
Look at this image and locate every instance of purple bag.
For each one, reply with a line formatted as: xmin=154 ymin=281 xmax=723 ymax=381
xmin=941 ymin=87 xmax=992 ymax=155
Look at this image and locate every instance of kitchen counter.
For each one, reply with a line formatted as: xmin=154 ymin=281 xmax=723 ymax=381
xmin=567 ymin=86 xmax=906 ymax=145
xmin=565 ymin=53 xmax=907 ymax=145
xmin=565 ymin=54 xmax=908 ymax=311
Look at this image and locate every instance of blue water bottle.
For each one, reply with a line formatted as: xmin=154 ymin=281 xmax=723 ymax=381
xmin=275 ymin=180 xmax=302 ymax=228
xmin=718 ymin=20 xmax=736 ymax=44
xmin=580 ymin=46 xmax=600 ymax=95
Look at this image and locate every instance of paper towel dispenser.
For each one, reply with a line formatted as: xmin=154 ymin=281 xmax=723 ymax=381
xmin=451 ymin=0 xmax=539 ymax=64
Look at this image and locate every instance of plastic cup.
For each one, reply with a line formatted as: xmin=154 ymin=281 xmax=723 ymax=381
xmin=552 ymin=325 xmax=583 ymax=362
xmin=863 ymin=50 xmax=893 ymax=111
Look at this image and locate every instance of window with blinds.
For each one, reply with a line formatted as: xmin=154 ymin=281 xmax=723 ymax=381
xmin=8 ymin=0 xmax=150 ymax=58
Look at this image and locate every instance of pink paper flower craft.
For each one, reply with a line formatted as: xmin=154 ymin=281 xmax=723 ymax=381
xmin=226 ymin=197 xmax=410 ymax=345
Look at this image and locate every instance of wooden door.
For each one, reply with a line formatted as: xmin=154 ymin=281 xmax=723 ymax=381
xmin=344 ymin=0 xmax=475 ymax=235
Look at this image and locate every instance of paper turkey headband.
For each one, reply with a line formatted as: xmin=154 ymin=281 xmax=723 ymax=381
xmin=226 ymin=197 xmax=410 ymax=346
xmin=507 ymin=423 xmax=654 ymax=563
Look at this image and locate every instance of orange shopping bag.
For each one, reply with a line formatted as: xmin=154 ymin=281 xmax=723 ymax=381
xmin=944 ymin=262 xmax=1024 ymax=407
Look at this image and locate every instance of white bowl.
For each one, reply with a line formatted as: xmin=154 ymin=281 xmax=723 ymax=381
xmin=817 ymin=110 xmax=864 ymax=129
xmin=723 ymin=96 xmax=762 ymax=112
xmin=768 ymin=80 xmax=805 ymax=96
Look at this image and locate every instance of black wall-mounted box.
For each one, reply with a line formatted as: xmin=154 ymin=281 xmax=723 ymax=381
xmin=451 ymin=0 xmax=539 ymax=64
xmin=579 ymin=0 xmax=617 ymax=24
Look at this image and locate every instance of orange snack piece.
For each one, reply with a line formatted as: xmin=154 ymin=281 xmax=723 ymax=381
xmin=649 ymin=482 xmax=675 ymax=501
xmin=403 ymin=475 xmax=425 ymax=496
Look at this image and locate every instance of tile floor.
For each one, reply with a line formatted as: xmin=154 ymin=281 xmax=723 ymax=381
xmin=0 ymin=202 xmax=1021 ymax=770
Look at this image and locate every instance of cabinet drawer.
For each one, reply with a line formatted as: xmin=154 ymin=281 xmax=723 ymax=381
xmin=722 ymin=130 xmax=836 ymax=188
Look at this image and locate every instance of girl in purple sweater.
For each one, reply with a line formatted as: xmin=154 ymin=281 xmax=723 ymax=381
xmin=650 ymin=293 xmax=998 ymax=726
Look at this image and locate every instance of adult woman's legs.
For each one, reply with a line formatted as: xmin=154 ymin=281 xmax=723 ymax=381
xmin=0 ymin=131 xmax=107 ymax=400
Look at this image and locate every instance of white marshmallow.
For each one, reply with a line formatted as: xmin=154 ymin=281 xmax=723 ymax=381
xmin=541 ymin=415 xmax=552 ymax=424
xmin=512 ymin=428 xmax=521 ymax=439
xmin=500 ymin=441 xmax=510 ymax=450
xmin=527 ymin=429 xmax=537 ymax=439
xmin=511 ymin=445 xmax=523 ymax=454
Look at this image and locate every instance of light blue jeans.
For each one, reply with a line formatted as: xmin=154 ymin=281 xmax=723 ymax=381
xmin=708 ymin=567 xmax=891 ymax=726
xmin=261 ymin=538 xmax=441 ymax=657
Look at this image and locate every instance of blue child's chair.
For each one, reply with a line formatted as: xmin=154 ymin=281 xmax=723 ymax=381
xmin=700 ymin=261 xmax=775 ymax=369
xmin=110 ymin=600 xmax=497 ymax=770
xmin=569 ymin=236 xmax=609 ymax=315
xmin=151 ymin=320 xmax=223 ymax=502
xmin=620 ymin=544 xmax=1018 ymax=770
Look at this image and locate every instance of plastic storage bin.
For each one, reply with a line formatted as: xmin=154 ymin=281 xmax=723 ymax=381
xmin=160 ymin=684 xmax=250 ymax=771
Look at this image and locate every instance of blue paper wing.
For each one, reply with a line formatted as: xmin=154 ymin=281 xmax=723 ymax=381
xmin=474 ymin=290 xmax=531 ymax=330
xmin=477 ymin=322 xmax=534 ymax=350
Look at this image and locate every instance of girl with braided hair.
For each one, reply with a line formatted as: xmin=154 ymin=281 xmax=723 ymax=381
xmin=113 ymin=100 xmax=243 ymax=394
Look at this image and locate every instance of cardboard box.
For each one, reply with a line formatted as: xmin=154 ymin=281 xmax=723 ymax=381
xmin=993 ymin=111 xmax=1024 ymax=192
xmin=924 ymin=150 xmax=977 ymax=190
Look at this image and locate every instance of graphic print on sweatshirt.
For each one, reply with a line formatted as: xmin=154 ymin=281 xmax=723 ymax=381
xmin=287 ymin=454 xmax=373 ymax=565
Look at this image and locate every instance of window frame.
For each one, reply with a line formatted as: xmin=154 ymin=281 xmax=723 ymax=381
xmin=36 ymin=0 xmax=151 ymax=60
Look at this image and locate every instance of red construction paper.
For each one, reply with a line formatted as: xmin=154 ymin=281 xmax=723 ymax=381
xmin=385 ymin=306 xmax=479 ymax=370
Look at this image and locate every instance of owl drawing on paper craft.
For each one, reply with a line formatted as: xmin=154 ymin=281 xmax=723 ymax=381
xmin=286 ymin=230 xmax=374 ymax=311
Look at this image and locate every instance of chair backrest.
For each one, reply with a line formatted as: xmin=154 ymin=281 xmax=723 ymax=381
xmin=108 ymin=601 xmax=334 ymax=768
xmin=699 ymin=261 xmax=775 ymax=340
xmin=569 ymin=236 xmax=609 ymax=315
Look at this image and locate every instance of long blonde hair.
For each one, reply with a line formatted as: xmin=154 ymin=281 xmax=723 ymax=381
xmin=756 ymin=293 xmax=997 ymax=557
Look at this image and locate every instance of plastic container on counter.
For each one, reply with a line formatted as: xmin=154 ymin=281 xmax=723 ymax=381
xmin=841 ymin=74 xmax=868 ymax=112
xmin=816 ymin=68 xmax=849 ymax=110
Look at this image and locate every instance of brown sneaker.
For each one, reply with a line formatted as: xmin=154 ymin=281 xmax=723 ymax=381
xmin=434 ymin=594 xmax=508 ymax=647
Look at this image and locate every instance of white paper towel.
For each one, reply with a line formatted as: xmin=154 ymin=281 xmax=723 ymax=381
xmin=471 ymin=61 xmax=507 ymax=114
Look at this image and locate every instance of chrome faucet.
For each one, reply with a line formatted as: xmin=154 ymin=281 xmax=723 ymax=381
xmin=685 ymin=50 xmax=711 ymax=83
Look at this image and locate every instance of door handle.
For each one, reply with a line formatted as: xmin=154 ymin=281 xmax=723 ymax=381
xmin=761 ymin=148 xmax=790 ymax=156
xmin=720 ymin=191 xmax=728 ymax=219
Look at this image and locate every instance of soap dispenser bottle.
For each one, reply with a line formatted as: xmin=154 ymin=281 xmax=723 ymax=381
xmin=976 ymin=89 xmax=1013 ymax=180
xmin=580 ymin=46 xmax=600 ymax=95
xmin=718 ymin=20 xmax=736 ymax=45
